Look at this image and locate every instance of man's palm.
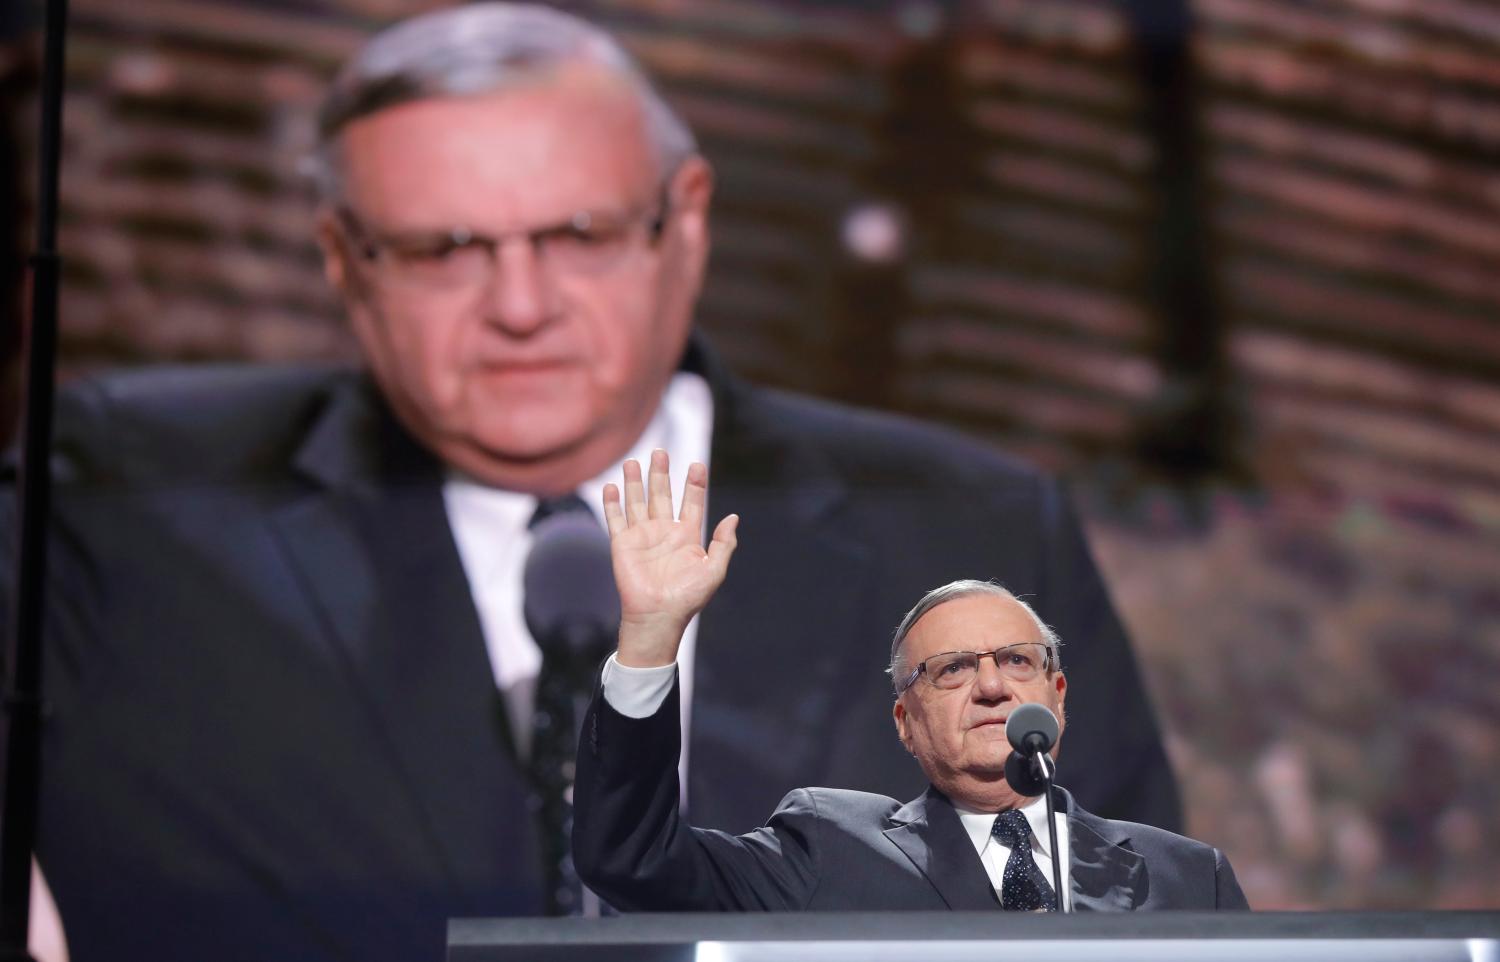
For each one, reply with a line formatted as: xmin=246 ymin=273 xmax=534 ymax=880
xmin=612 ymin=516 xmax=722 ymax=622
xmin=603 ymin=452 xmax=738 ymax=666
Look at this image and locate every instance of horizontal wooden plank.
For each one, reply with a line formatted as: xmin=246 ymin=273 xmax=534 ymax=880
xmin=1201 ymin=0 xmax=1500 ymax=88
xmin=1232 ymin=328 xmax=1500 ymax=435
xmin=1215 ymin=156 xmax=1500 ymax=259
xmin=1224 ymin=259 xmax=1500 ymax=366
xmin=972 ymin=0 xmax=1130 ymax=59
xmin=982 ymin=150 xmax=1145 ymax=216
xmin=1256 ymin=392 xmax=1500 ymax=488
xmin=1315 ymin=0 xmax=1500 ymax=48
xmin=969 ymin=100 xmax=1151 ymax=169
xmin=72 ymin=0 xmax=360 ymax=66
xmin=902 ymin=366 xmax=1137 ymax=440
xmin=956 ymin=37 xmax=1139 ymax=110
xmin=912 ymin=264 xmax=1151 ymax=342
xmin=901 ymin=314 xmax=1161 ymax=400
xmin=1216 ymin=206 xmax=1500 ymax=315
xmin=1200 ymin=39 xmax=1500 ymax=150
xmin=1207 ymin=103 xmax=1500 ymax=208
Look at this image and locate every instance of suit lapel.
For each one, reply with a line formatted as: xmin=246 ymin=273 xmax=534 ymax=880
xmin=687 ymin=351 xmax=876 ymax=830
xmin=1060 ymin=790 xmax=1147 ymax=911
xmin=883 ymin=788 xmax=998 ymax=910
xmin=266 ymin=379 xmax=400 ymax=692
xmin=266 ymin=379 xmax=528 ymax=896
xmin=881 ymin=784 xmax=1147 ymax=913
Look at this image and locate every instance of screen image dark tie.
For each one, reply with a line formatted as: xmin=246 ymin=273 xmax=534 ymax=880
xmin=990 ymin=809 xmax=1058 ymax=912
xmin=526 ymin=493 xmax=596 ymax=916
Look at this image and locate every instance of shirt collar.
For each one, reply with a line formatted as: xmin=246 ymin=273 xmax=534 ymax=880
xmin=954 ymin=796 xmax=1055 ymax=859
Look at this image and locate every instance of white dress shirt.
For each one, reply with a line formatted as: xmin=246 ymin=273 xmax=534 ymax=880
xmin=603 ymin=656 xmax=1071 ymax=910
xmin=443 ymin=372 xmax=713 ymax=799
xmin=956 ymin=797 xmax=1071 ymax=910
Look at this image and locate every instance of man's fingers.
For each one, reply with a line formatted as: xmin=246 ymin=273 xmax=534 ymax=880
xmin=622 ymin=458 xmax=646 ymax=525
xmin=706 ymin=513 xmax=739 ymax=574
xmin=679 ymin=461 xmax=708 ymax=533
xmin=647 ymin=449 xmax=673 ymax=521
xmin=602 ymin=482 xmax=626 ymax=537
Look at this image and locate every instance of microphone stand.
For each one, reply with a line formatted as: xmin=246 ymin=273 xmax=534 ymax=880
xmin=1030 ymin=751 xmax=1067 ymax=913
xmin=1 ymin=0 xmax=69 ymax=956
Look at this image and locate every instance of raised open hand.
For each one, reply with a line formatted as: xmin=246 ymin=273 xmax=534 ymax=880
xmin=603 ymin=449 xmax=739 ymax=668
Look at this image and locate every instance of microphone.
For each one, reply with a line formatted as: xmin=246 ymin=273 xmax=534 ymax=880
xmin=1003 ymin=702 xmax=1067 ymax=912
xmin=1005 ymin=702 xmax=1060 ymax=757
xmin=523 ymin=511 xmax=620 ymax=679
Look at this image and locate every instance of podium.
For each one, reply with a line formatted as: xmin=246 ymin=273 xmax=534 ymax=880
xmin=449 ymin=910 xmax=1500 ymax=962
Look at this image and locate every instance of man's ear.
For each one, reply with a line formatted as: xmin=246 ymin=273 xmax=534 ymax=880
xmin=892 ymin=698 xmax=911 ymax=752
xmin=666 ymin=155 xmax=713 ymax=264
xmin=314 ymin=208 xmax=354 ymax=298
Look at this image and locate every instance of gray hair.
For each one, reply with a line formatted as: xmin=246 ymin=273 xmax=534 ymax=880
xmin=307 ymin=3 xmax=698 ymax=200
xmin=887 ymin=580 xmax=1062 ymax=694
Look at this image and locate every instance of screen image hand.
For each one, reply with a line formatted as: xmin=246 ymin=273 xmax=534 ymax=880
xmin=602 ymin=449 xmax=739 ymax=668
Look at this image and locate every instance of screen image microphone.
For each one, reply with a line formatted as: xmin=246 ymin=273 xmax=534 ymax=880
xmin=522 ymin=511 xmax=620 ymax=918
xmin=523 ymin=512 xmax=620 ymax=681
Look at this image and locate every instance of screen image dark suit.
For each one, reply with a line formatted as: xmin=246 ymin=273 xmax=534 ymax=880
xmin=3 ymin=342 xmax=1178 ymax=960
xmin=575 ymin=681 xmax=1247 ymax=912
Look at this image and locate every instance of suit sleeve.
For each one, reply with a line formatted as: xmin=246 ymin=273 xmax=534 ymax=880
xmin=1036 ymin=478 xmax=1184 ymax=833
xmin=572 ymin=678 xmax=820 ymax=911
xmin=1214 ymin=848 xmax=1251 ymax=910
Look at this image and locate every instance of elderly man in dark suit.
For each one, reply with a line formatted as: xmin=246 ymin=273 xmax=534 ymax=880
xmin=6 ymin=4 xmax=1180 ymax=960
xmin=576 ymin=452 xmax=1247 ymax=912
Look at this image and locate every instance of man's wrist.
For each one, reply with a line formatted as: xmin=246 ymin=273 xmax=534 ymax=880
xmin=615 ymin=614 xmax=689 ymax=668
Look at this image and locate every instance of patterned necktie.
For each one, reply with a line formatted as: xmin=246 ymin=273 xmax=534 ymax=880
xmin=526 ymin=493 xmax=594 ymax=916
xmin=990 ymin=808 xmax=1058 ymax=912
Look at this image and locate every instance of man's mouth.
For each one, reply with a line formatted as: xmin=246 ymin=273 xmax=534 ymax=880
xmin=481 ymin=358 xmax=573 ymax=371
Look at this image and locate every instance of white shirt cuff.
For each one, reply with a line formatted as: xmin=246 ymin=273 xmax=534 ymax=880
xmin=600 ymin=652 xmax=677 ymax=719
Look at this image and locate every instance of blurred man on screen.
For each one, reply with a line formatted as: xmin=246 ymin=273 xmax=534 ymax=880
xmin=2 ymin=4 xmax=1179 ymax=960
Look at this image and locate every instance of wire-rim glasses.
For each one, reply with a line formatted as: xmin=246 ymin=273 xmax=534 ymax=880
xmin=336 ymin=190 xmax=670 ymax=290
xmin=896 ymin=643 xmax=1054 ymax=695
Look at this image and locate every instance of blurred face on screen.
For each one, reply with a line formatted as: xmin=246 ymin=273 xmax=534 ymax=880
xmin=892 ymin=593 xmax=1067 ymax=812
xmin=317 ymin=63 xmax=712 ymax=495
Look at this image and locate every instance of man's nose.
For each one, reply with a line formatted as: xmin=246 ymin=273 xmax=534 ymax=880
xmin=972 ymin=655 xmax=1013 ymax=700
xmin=483 ymin=237 xmax=555 ymax=335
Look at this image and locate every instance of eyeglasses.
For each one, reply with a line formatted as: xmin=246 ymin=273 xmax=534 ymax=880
xmin=336 ymin=193 xmax=669 ymax=290
xmin=896 ymin=643 xmax=1055 ymax=695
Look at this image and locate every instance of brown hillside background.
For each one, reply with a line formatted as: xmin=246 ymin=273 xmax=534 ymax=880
xmin=4 ymin=0 xmax=1498 ymax=910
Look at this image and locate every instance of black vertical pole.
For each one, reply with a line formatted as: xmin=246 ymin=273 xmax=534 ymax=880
xmin=1 ymin=0 xmax=68 ymax=955
xmin=1119 ymin=0 xmax=1245 ymax=485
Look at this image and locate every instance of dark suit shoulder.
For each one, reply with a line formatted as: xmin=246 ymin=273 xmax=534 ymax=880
xmin=782 ymin=787 xmax=904 ymax=831
xmin=1117 ymin=818 xmax=1215 ymax=851
xmin=1080 ymin=809 xmax=1223 ymax=873
xmin=736 ymin=386 xmax=1046 ymax=490
xmin=51 ymin=362 xmax=358 ymax=484
xmin=1106 ymin=816 xmax=1249 ymax=909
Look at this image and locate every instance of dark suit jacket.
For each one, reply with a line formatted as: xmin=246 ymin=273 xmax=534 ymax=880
xmin=3 ymin=342 xmax=1178 ymax=960
xmin=575 ymin=681 xmax=1246 ymax=912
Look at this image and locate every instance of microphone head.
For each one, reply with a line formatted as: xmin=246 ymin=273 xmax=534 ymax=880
xmin=1005 ymin=702 xmax=1060 ymax=755
xmin=523 ymin=512 xmax=620 ymax=669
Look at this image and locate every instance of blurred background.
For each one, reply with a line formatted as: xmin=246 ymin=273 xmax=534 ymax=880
xmin=2 ymin=0 xmax=1498 ymax=911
